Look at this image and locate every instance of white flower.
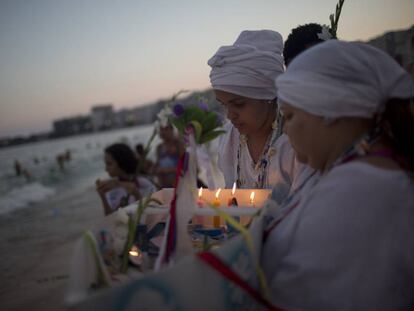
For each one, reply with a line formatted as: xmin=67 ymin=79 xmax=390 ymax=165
xmin=317 ymin=25 xmax=333 ymax=41
xmin=156 ymin=106 xmax=173 ymax=128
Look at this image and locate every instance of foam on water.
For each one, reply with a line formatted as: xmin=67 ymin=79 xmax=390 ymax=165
xmin=0 ymin=124 xmax=157 ymax=215
xmin=0 ymin=182 xmax=56 ymax=215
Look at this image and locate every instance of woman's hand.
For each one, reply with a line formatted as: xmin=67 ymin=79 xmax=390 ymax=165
xmin=95 ymin=178 xmax=120 ymax=195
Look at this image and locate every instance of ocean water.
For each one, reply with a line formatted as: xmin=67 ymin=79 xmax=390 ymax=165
xmin=0 ymin=124 xmax=157 ymax=216
xmin=0 ymin=124 xmax=160 ymax=306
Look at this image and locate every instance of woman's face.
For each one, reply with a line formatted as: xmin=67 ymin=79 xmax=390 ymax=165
xmin=215 ymin=90 xmax=274 ymax=135
xmin=280 ymin=101 xmax=332 ymax=170
xmin=104 ymin=152 xmax=123 ymax=178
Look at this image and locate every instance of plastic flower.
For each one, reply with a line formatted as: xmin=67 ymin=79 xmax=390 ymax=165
xmin=156 ymin=106 xmax=172 ymax=127
xmin=317 ymin=25 xmax=333 ymax=41
xmin=173 ymin=103 xmax=185 ymax=116
xmin=169 ymin=102 xmax=225 ymax=145
xmin=198 ymin=101 xmax=209 ymax=112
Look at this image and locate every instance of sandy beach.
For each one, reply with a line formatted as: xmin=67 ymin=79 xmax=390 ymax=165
xmin=0 ymin=185 xmax=103 ymax=311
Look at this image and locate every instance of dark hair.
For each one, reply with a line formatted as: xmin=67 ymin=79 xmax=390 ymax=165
xmin=135 ymin=143 xmax=145 ymax=156
xmin=105 ymin=143 xmax=138 ymax=175
xmin=284 ymin=23 xmax=324 ymax=66
xmin=383 ymin=98 xmax=414 ymax=173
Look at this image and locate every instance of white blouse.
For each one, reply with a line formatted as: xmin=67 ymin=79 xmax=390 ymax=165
xmin=217 ymin=122 xmax=309 ymax=203
xmin=105 ymin=176 xmax=156 ymax=211
xmin=262 ymin=161 xmax=414 ymax=310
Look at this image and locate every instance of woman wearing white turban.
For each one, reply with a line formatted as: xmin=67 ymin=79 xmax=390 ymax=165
xmin=208 ymin=30 xmax=305 ymax=201
xmin=262 ymin=40 xmax=414 ymax=309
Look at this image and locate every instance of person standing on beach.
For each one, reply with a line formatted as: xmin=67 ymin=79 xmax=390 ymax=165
xmin=14 ymin=159 xmax=22 ymax=176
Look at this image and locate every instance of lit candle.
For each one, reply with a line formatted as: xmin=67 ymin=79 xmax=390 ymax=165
xmin=129 ymin=245 xmax=143 ymax=266
xmin=193 ymin=187 xmax=204 ymax=226
xmin=227 ymin=182 xmax=239 ymax=233
xmin=227 ymin=182 xmax=238 ymax=207
xmin=129 ymin=246 xmax=140 ymax=257
xmin=213 ymin=188 xmax=221 ymax=227
xmin=197 ymin=187 xmax=203 ymax=207
xmin=250 ymin=191 xmax=255 ymax=206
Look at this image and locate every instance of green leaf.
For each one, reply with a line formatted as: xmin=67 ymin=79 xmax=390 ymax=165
xmin=170 ymin=117 xmax=185 ymax=135
xmin=190 ymin=120 xmax=203 ymax=143
xmin=186 ymin=105 xmax=205 ymax=123
xmin=200 ymin=129 xmax=226 ymax=144
xmin=203 ymin=112 xmax=218 ymax=132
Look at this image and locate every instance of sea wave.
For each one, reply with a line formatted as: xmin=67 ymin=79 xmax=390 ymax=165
xmin=0 ymin=182 xmax=56 ymax=215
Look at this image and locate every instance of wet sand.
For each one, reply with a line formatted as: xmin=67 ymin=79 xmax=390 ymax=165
xmin=0 ymin=185 xmax=103 ymax=311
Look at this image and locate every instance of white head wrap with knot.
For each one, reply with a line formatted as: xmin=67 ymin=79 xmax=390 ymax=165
xmin=208 ymin=30 xmax=284 ymax=100
xmin=276 ymin=40 xmax=414 ymax=119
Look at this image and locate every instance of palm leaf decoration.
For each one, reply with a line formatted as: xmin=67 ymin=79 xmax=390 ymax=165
xmin=329 ymin=0 xmax=345 ymax=38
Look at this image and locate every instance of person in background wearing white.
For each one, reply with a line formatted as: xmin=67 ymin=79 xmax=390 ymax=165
xmin=208 ymin=30 xmax=307 ymax=204
xmin=96 ymin=143 xmax=156 ymax=215
xmin=262 ymin=40 xmax=414 ymax=310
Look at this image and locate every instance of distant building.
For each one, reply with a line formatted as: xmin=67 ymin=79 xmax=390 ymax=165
xmin=367 ymin=25 xmax=414 ymax=70
xmin=131 ymin=101 xmax=165 ymax=124
xmin=116 ymin=108 xmax=137 ymax=127
xmin=91 ymin=104 xmax=115 ymax=131
xmin=52 ymin=115 xmax=92 ymax=137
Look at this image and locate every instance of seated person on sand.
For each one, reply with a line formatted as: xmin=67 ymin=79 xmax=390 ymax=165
xmin=96 ymin=143 xmax=156 ymax=216
xmin=208 ymin=29 xmax=310 ymax=203
xmin=154 ymin=124 xmax=184 ymax=188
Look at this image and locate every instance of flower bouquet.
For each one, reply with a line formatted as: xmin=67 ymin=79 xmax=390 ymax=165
xmin=169 ymin=101 xmax=226 ymax=145
xmin=156 ymin=100 xmax=227 ymax=268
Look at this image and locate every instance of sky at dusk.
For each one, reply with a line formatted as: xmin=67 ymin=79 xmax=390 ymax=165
xmin=0 ymin=0 xmax=413 ymax=137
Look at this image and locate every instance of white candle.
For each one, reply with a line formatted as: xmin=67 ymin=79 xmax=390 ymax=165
xmin=250 ymin=191 xmax=255 ymax=206
xmin=213 ymin=188 xmax=222 ymax=227
xmin=197 ymin=187 xmax=203 ymax=207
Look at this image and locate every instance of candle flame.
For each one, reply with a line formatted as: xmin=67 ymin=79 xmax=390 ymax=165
xmin=232 ymin=182 xmax=236 ymax=196
xmin=198 ymin=187 xmax=203 ymax=198
xmin=129 ymin=246 xmax=141 ymax=257
xmin=250 ymin=191 xmax=255 ymax=204
xmin=215 ymin=188 xmax=222 ymax=198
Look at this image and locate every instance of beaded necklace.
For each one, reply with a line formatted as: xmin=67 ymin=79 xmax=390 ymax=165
xmin=236 ymin=116 xmax=281 ymax=189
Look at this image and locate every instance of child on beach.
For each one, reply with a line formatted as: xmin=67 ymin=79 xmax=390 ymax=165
xmin=96 ymin=143 xmax=156 ymax=215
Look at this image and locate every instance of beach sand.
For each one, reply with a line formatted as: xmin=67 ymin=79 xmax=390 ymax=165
xmin=0 ymin=185 xmax=103 ymax=311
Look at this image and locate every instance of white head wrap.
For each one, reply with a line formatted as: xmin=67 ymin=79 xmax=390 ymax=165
xmin=208 ymin=30 xmax=284 ymax=100
xmin=276 ymin=40 xmax=414 ymax=118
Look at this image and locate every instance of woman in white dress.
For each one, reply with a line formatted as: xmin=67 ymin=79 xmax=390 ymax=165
xmin=96 ymin=143 xmax=156 ymax=215
xmin=262 ymin=40 xmax=414 ymax=310
xmin=208 ymin=30 xmax=305 ymax=202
